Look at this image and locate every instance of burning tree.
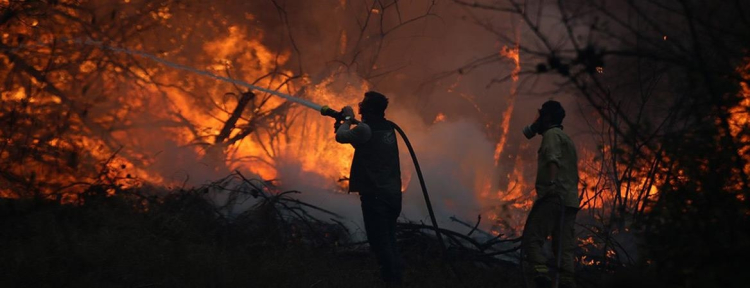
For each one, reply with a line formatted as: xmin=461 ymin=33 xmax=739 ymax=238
xmin=454 ymin=0 xmax=750 ymax=285
xmin=9 ymin=0 xmax=749 ymax=285
xmin=1 ymin=1 xmax=532 ymax=286
xmin=0 ymin=0 xmax=440 ymax=198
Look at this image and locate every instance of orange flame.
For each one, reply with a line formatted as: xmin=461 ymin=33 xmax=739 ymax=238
xmin=493 ymin=44 xmax=521 ymax=166
xmin=728 ymin=58 xmax=750 ymax=182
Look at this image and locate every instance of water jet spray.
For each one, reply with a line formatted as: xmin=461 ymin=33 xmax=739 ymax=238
xmin=1 ymin=37 xmax=323 ymax=111
xmin=2 ymin=37 xmax=449 ymax=259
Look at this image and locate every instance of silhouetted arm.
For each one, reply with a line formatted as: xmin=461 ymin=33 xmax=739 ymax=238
xmin=336 ymin=121 xmax=372 ymax=144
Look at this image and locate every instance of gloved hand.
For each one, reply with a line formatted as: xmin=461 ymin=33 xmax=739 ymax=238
xmin=341 ymin=106 xmax=355 ymax=120
xmin=334 ymin=121 xmax=342 ymax=132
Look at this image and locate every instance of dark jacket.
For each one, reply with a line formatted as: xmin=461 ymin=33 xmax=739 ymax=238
xmin=338 ymin=118 xmax=401 ymax=195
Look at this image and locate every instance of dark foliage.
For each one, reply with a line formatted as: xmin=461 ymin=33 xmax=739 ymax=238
xmin=0 ymin=184 xmax=527 ymax=288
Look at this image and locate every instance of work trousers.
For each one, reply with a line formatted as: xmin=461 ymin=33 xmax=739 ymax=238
xmin=523 ymin=197 xmax=578 ymax=286
xmin=360 ymin=192 xmax=403 ymax=284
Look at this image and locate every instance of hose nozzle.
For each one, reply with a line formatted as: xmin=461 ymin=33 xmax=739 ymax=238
xmin=320 ymin=105 xmax=344 ymax=121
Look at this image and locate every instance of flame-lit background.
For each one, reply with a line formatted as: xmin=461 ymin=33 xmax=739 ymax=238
xmin=2 ymin=0 xmax=745 ymax=243
xmin=5 ymin=1 xmax=750 ymax=286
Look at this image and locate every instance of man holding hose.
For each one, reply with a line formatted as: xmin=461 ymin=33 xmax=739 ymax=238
xmin=521 ymin=100 xmax=580 ymax=288
xmin=335 ymin=91 xmax=403 ymax=285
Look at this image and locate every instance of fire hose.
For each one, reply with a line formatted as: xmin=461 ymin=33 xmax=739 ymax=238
xmin=3 ymin=38 xmax=452 ymax=267
xmin=4 ymin=38 xmax=577 ymax=285
xmin=319 ymin=106 xmax=448 ymax=254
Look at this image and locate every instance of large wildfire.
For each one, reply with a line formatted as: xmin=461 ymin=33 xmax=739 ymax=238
xmin=0 ymin=0 xmax=728 ymax=242
xmin=5 ymin=2 xmax=750 ymax=287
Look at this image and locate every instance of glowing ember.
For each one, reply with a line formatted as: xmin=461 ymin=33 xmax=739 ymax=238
xmin=433 ymin=112 xmax=446 ymax=123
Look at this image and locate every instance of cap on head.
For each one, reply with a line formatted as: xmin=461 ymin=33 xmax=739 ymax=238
xmin=539 ymin=100 xmax=565 ymax=125
xmin=362 ymin=91 xmax=389 ymax=117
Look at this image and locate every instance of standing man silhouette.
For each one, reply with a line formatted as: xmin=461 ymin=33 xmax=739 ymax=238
xmin=521 ymin=100 xmax=580 ymax=288
xmin=335 ymin=91 xmax=403 ymax=285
